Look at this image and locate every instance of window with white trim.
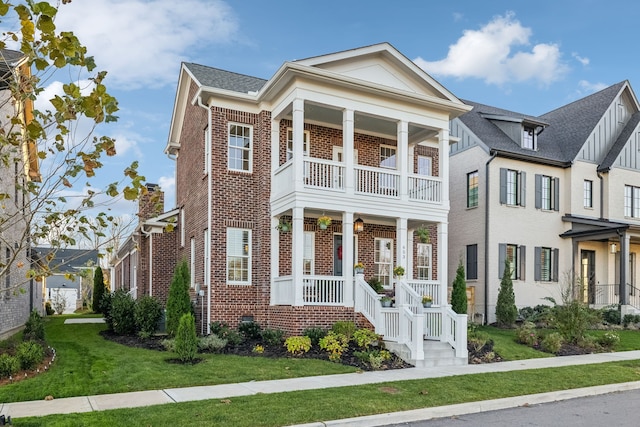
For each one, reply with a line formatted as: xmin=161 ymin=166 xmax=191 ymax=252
xmin=227 ymin=228 xmax=251 ymax=284
xmin=417 ymin=155 xmax=432 ymax=176
xmin=374 ymin=238 xmax=393 ymax=286
xmin=522 ymin=125 xmax=536 ymax=150
xmin=228 ymin=124 xmax=252 ymax=172
xmin=379 ymin=145 xmax=398 ymax=193
xmin=190 ymin=237 xmax=195 ymax=288
xmin=416 ymin=243 xmax=432 ymax=280
xmin=379 ymin=145 xmax=397 ymax=169
xmin=303 ymin=232 xmax=314 ymax=275
xmin=500 ymin=168 xmax=526 ymax=207
xmin=535 ymin=174 xmax=559 ymax=211
xmin=584 ymin=180 xmax=593 ymax=208
xmin=625 ymin=185 xmax=640 ymax=218
xmin=286 ymin=128 xmax=310 ymax=161
xmin=499 ymin=243 xmax=525 ymax=280
xmin=467 ymin=171 xmax=479 ymax=208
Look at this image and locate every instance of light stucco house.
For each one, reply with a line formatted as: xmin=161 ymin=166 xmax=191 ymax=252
xmin=449 ymin=81 xmax=640 ymax=324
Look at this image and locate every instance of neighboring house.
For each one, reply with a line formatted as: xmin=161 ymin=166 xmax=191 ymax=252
xmin=0 ymin=49 xmax=42 ymax=339
xmin=114 ymin=43 xmax=471 ymax=365
xmin=449 ymin=81 xmax=640 ymax=324
xmin=34 ymin=248 xmax=99 ymax=314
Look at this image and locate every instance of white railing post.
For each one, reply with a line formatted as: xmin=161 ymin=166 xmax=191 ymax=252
xmin=413 ymin=312 xmax=424 ymax=360
xmin=455 ymin=313 xmax=468 ymax=359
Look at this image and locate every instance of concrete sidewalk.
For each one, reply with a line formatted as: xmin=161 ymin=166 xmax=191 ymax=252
xmin=2 ymin=350 xmax=640 ymax=423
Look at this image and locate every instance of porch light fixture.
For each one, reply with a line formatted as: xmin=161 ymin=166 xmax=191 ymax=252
xmin=610 ymin=242 xmax=617 ymax=254
xmin=354 ymin=217 xmax=364 ymax=233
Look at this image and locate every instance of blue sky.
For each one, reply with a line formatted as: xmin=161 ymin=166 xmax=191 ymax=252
xmin=41 ymin=0 xmax=640 ymax=221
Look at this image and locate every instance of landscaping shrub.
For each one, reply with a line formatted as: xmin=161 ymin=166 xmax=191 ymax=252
xmin=261 ymin=328 xmax=285 ymax=346
xmin=602 ymin=307 xmax=621 ymax=325
xmin=23 ymin=309 xmax=45 ymax=342
xmin=100 ymin=291 xmax=114 ymax=330
xmin=515 ymin=322 xmax=538 ymax=346
xmin=110 ymin=289 xmax=136 ymax=335
xmin=353 ymin=349 xmax=391 ymax=370
xmin=331 ymin=321 xmax=356 ymax=341
xmin=598 ymin=331 xmax=620 ymax=349
xmin=451 ymin=259 xmax=467 ymax=314
xmin=92 ymin=266 xmax=105 ymax=313
xmin=44 ymin=301 xmax=54 ymax=316
xmin=319 ymin=332 xmax=349 ymax=362
xmin=367 ymin=277 xmax=384 ymax=294
xmin=303 ymin=327 xmax=327 ymax=346
xmin=623 ymin=314 xmax=640 ymax=327
xmin=496 ymin=259 xmax=517 ymax=327
xmin=467 ymin=324 xmax=490 ymax=353
xmin=160 ymin=338 xmax=175 ymax=352
xmin=541 ymin=332 xmax=563 ymax=354
xmin=134 ymin=295 xmax=163 ymax=338
xmin=548 ymin=299 xmax=601 ymax=344
xmin=518 ymin=305 xmax=553 ymax=325
xmin=175 ymin=313 xmax=198 ymax=363
xmin=166 ymin=260 xmax=192 ymax=337
xmin=209 ymin=322 xmax=242 ymax=345
xmin=0 ymin=354 xmax=19 ymax=378
xmin=198 ymin=334 xmax=227 ymax=353
xmin=16 ymin=341 xmax=44 ymax=370
xmin=238 ymin=321 xmax=262 ymax=340
xmin=352 ymin=328 xmax=379 ymax=349
xmin=284 ymin=336 xmax=312 ymax=356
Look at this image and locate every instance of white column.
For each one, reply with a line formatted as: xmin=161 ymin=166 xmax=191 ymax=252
xmin=396 ymin=217 xmax=408 ymax=277
xmin=438 ymin=222 xmax=448 ymax=306
xmin=271 ymin=118 xmax=280 ymax=174
xmin=270 ymin=216 xmax=280 ymax=305
xmin=343 ymin=109 xmax=355 ymax=194
xmin=407 ymin=228 xmax=414 ymax=280
xmin=398 ymin=120 xmax=409 ymax=200
xmin=292 ymin=206 xmax=304 ymax=306
xmin=292 ymin=99 xmax=305 ymax=192
xmin=342 ymin=211 xmax=354 ymax=306
xmin=439 ymin=129 xmax=450 ymax=204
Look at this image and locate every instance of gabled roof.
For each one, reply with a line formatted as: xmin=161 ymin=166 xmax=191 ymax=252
xmin=598 ymin=111 xmax=640 ymax=172
xmin=32 ymin=248 xmax=99 ymax=273
xmin=183 ymin=63 xmax=267 ymax=94
xmin=538 ymin=81 xmax=627 ymax=161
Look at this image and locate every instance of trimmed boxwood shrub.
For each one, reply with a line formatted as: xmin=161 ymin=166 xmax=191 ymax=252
xmin=135 ymin=295 xmax=163 ymax=338
xmin=110 ymin=289 xmax=136 ymax=335
xmin=0 ymin=354 xmax=19 ymax=378
xmin=16 ymin=341 xmax=44 ymax=370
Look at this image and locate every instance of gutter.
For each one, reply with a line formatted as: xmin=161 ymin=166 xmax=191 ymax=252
xmin=484 ymin=150 xmax=498 ymax=325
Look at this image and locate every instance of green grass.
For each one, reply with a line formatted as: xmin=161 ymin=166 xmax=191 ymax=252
xmin=476 ymin=325 xmax=553 ymax=360
xmin=15 ymin=359 xmax=640 ymax=427
xmin=0 ymin=315 xmax=356 ymax=403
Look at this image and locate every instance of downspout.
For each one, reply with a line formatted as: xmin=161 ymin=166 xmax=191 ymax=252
xmin=484 ymin=150 xmax=498 ymax=325
xmin=196 ymin=91 xmax=212 ymax=335
xmin=597 ymin=171 xmax=604 ymax=220
xmin=140 ymin=227 xmax=153 ymax=297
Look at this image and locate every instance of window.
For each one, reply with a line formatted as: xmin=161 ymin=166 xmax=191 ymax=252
xmin=625 ymin=185 xmax=640 ymax=218
xmin=203 ymin=125 xmax=211 ymax=175
xmin=228 ymin=124 xmax=252 ymax=172
xmin=286 ymin=128 xmax=310 ymax=161
xmin=379 ymin=145 xmax=398 ymax=194
xmin=466 ymin=244 xmax=478 ymax=280
xmin=535 ymin=247 xmax=559 ymax=282
xmin=535 ymin=174 xmax=559 ymax=211
xmin=379 ymin=145 xmax=397 ymax=169
xmin=522 ymin=125 xmax=536 ymax=150
xmin=227 ymin=228 xmax=251 ymax=284
xmin=190 ymin=237 xmax=195 ymax=288
xmin=584 ymin=180 xmax=593 ymax=208
xmin=467 ymin=171 xmax=479 ymax=208
xmin=500 ymin=168 xmax=526 ymax=206
xmin=498 ymin=243 xmax=525 ymax=280
xmin=416 ymin=243 xmax=432 ymax=280
xmin=417 ymin=155 xmax=432 ymax=176
xmin=374 ymin=238 xmax=393 ymax=286
xmin=303 ymin=232 xmax=314 ymax=275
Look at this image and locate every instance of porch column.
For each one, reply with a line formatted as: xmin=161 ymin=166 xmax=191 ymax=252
xmin=439 ymin=129 xmax=450 ymax=203
xmin=396 ymin=217 xmax=408 ymax=277
xmin=407 ymin=227 xmax=414 ymax=280
xmin=271 ymin=118 xmax=280 ymax=174
xmin=398 ymin=120 xmax=409 ymax=200
xmin=343 ymin=109 xmax=355 ymax=194
xmin=292 ymin=206 xmax=305 ymax=306
xmin=620 ymin=232 xmax=630 ymax=305
xmin=292 ymin=98 xmax=305 ymax=192
xmin=438 ymin=221 xmax=449 ymax=306
xmin=270 ymin=216 xmax=279 ymax=305
xmin=342 ymin=212 xmax=354 ymax=306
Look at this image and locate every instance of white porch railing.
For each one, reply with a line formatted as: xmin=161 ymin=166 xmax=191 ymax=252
xmin=303 ymin=276 xmax=345 ymax=305
xmin=272 ymin=276 xmax=294 ymax=305
xmin=355 ymin=165 xmax=399 ymax=197
xmin=354 ymin=274 xmax=383 ymax=331
xmin=407 ymin=280 xmax=441 ymax=306
xmin=304 ymin=159 xmax=345 ymax=191
xmin=408 ymin=175 xmax=442 ymax=203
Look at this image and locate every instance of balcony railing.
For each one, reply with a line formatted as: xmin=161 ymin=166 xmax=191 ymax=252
xmin=355 ymin=165 xmax=399 ymax=197
xmin=304 ymin=159 xmax=345 ymax=191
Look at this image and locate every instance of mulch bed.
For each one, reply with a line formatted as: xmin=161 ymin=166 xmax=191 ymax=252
xmin=99 ymin=330 xmax=413 ymax=371
xmin=0 ymin=346 xmax=55 ymax=387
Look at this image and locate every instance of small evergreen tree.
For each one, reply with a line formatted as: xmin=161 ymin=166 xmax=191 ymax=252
xmin=496 ymin=259 xmax=517 ymax=326
xmin=166 ymin=260 xmax=192 ymax=337
xmin=92 ymin=267 xmax=105 ymax=313
xmin=175 ymin=313 xmax=198 ymax=363
xmin=451 ymin=259 xmax=467 ymax=314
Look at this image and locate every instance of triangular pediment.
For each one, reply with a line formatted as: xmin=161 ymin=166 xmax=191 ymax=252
xmin=294 ymin=43 xmax=462 ymax=104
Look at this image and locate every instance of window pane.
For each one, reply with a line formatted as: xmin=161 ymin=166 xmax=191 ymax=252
xmin=584 ymin=180 xmax=592 ymax=208
xmin=506 ymin=244 xmax=517 ymax=279
xmin=417 ymin=243 xmax=431 ymax=280
xmin=506 ymin=170 xmax=517 ymax=205
xmin=540 ymin=248 xmax=551 ymax=281
xmin=374 ymin=238 xmax=392 ymax=286
xmin=227 ymin=228 xmax=250 ymax=283
xmin=467 ymin=171 xmax=478 ymax=208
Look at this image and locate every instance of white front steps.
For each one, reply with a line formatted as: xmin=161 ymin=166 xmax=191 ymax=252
xmin=384 ymin=340 xmax=468 ymax=368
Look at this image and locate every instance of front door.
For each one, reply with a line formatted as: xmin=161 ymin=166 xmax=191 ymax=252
xmin=581 ymin=250 xmax=595 ymax=304
xmin=333 ymin=234 xmax=358 ymax=276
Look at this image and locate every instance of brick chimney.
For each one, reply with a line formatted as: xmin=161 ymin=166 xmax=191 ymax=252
xmin=138 ymin=183 xmax=164 ymax=221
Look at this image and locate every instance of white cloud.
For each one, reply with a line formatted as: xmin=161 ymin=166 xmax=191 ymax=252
xmin=577 ymin=80 xmax=608 ymax=94
xmin=414 ymin=12 xmax=568 ymax=86
xmin=54 ymin=0 xmax=239 ymax=90
xmin=572 ymin=52 xmax=590 ymax=66
xmin=157 ymin=175 xmax=176 ymax=208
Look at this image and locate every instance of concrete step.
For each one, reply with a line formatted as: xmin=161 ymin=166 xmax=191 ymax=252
xmin=383 ymin=340 xmax=468 ymax=368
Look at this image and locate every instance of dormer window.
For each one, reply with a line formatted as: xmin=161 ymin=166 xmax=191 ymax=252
xmin=522 ymin=125 xmax=536 ymax=150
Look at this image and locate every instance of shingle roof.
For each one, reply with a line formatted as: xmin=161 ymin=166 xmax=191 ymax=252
xmin=599 ymin=111 xmax=640 ymax=171
xmin=183 ymin=62 xmax=267 ymax=93
xmin=33 ymin=248 xmax=99 ymax=272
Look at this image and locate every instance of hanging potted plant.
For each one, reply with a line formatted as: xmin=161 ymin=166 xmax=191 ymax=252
xmin=317 ymin=215 xmax=332 ymax=230
xmin=393 ymin=265 xmax=405 ymax=279
xmin=416 ymin=225 xmax=430 ymax=243
xmin=276 ymin=218 xmax=291 ymax=233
